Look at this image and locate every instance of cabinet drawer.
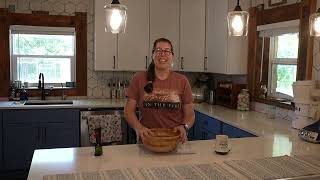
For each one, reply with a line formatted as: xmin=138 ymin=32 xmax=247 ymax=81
xmin=3 ymin=109 xmax=79 ymax=124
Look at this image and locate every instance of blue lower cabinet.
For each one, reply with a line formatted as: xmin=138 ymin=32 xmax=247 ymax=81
xmin=4 ymin=124 xmax=37 ymax=170
xmin=42 ymin=123 xmax=80 ymax=149
xmin=222 ymin=123 xmax=256 ymax=138
xmin=200 ymin=130 xmax=217 ymax=140
xmin=192 ymin=111 xmax=221 ymax=140
xmin=191 ymin=111 xmax=256 ymax=140
xmin=3 ymin=109 xmax=80 ymax=170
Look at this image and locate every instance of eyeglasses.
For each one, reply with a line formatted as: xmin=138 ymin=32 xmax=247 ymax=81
xmin=153 ymin=48 xmax=173 ymax=55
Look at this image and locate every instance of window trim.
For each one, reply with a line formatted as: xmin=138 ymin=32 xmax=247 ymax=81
xmin=247 ymin=1 xmax=316 ymax=110
xmin=0 ymin=9 xmax=87 ymax=97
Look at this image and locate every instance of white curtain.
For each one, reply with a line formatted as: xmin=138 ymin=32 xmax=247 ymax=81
xmin=258 ymin=20 xmax=299 ymax=37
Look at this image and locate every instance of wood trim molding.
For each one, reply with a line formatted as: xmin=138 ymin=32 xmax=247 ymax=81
xmin=247 ymin=1 xmax=314 ymax=108
xmin=261 ymin=38 xmax=270 ymax=84
xmin=298 ymin=0 xmax=316 ymax=80
xmin=258 ymin=3 xmax=300 ymax=25
xmin=0 ymin=9 xmax=87 ymax=97
xmin=0 ymin=9 xmax=10 ymax=97
xmin=247 ymin=7 xmax=258 ymax=99
xmin=75 ymin=12 xmax=87 ymax=96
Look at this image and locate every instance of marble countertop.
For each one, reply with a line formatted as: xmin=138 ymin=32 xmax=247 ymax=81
xmin=0 ymin=99 xmax=126 ymax=109
xmin=25 ymin=100 xmax=320 ymax=180
xmin=0 ymin=99 xmax=293 ymax=137
xmin=28 ymin=136 xmax=320 ymax=180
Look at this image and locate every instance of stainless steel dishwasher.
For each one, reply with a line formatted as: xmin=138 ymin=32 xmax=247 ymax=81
xmin=80 ymin=109 xmax=136 ymax=146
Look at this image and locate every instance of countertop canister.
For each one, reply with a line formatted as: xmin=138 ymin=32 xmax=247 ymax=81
xmin=237 ymin=89 xmax=250 ymax=111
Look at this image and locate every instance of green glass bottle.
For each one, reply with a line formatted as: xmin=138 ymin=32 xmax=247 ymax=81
xmin=94 ymin=128 xmax=103 ymax=156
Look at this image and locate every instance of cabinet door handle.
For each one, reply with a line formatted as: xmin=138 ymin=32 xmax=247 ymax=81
xmin=145 ymin=56 xmax=148 ymax=69
xmin=180 ymin=57 xmax=184 ymax=70
xmin=44 ymin=128 xmax=46 ymax=145
xmin=38 ymin=128 xmax=41 ymax=143
xmin=113 ymin=56 xmax=116 ymax=69
xmin=204 ymin=57 xmax=208 ymax=71
xmin=35 ymin=128 xmax=39 ymax=144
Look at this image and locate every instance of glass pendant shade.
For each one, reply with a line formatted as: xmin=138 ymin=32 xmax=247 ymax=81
xmin=309 ymin=9 xmax=320 ymax=36
xmin=227 ymin=0 xmax=249 ymax=36
xmin=104 ymin=1 xmax=127 ymax=34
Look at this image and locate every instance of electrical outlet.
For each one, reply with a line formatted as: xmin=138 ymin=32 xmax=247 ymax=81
xmin=8 ymin=4 xmax=15 ymax=12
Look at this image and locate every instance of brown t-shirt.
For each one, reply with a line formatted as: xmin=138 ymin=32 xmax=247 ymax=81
xmin=127 ymin=71 xmax=193 ymax=128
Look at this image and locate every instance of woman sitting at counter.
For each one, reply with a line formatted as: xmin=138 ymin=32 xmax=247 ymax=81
xmin=124 ymin=38 xmax=195 ymax=143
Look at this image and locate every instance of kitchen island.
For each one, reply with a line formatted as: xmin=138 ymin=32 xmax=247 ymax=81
xmin=26 ymin=101 xmax=320 ymax=180
xmin=28 ymin=135 xmax=320 ymax=180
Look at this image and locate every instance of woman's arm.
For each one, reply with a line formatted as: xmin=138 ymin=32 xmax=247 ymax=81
xmin=174 ymin=103 xmax=195 ymax=143
xmin=183 ymin=103 xmax=195 ymax=128
xmin=124 ymin=98 xmax=153 ymax=140
xmin=124 ymin=98 xmax=142 ymax=130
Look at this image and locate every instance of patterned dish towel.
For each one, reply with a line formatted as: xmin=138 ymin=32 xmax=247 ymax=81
xmin=87 ymin=111 xmax=122 ymax=144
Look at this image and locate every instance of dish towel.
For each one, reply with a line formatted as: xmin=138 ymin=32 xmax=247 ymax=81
xmin=87 ymin=111 xmax=122 ymax=144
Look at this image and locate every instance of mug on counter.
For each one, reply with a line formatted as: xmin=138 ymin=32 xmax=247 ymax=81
xmin=214 ymin=135 xmax=230 ymax=154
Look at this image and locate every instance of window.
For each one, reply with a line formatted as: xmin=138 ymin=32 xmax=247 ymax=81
xmin=10 ymin=25 xmax=76 ymax=87
xmin=268 ymin=33 xmax=299 ymax=99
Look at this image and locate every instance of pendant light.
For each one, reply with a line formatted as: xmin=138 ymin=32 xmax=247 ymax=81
xmin=227 ymin=0 xmax=249 ymax=36
xmin=104 ymin=0 xmax=127 ymax=34
xmin=309 ymin=8 xmax=320 ymax=36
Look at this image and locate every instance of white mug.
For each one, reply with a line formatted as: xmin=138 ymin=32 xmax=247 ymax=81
xmin=215 ymin=135 xmax=229 ymax=152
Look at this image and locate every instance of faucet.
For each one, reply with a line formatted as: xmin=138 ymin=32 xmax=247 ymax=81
xmin=38 ymin=73 xmax=45 ymax=100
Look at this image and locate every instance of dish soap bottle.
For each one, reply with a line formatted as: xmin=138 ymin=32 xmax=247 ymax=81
xmin=94 ymin=127 xmax=103 ymax=156
xmin=20 ymin=86 xmax=28 ymax=101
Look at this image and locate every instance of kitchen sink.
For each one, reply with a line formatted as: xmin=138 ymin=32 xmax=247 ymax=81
xmin=24 ymin=100 xmax=73 ymax=105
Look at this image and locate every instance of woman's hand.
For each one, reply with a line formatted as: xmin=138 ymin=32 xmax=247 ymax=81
xmin=174 ymin=125 xmax=187 ymax=143
xmin=137 ymin=126 xmax=153 ymax=142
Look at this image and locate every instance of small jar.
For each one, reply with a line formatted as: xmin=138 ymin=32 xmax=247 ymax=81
xmin=237 ymin=89 xmax=250 ymax=111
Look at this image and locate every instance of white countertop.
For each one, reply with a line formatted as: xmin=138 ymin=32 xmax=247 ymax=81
xmin=0 ymin=99 xmax=126 ymax=109
xmin=27 ymin=101 xmax=320 ymax=180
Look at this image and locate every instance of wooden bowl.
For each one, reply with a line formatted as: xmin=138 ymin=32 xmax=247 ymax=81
xmin=142 ymin=128 xmax=181 ymax=153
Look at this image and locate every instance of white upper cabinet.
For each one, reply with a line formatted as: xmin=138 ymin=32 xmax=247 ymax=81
xmin=94 ymin=0 xmax=149 ymax=71
xmin=95 ymin=0 xmax=249 ymax=73
xmin=180 ymin=0 xmax=206 ymax=72
xmin=94 ymin=0 xmax=117 ymax=71
xmin=206 ymin=0 xmax=249 ymax=74
xmin=118 ymin=0 xmax=149 ymax=71
xmin=150 ymin=0 xmax=180 ymax=71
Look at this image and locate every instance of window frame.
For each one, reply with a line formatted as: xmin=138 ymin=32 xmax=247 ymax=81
xmin=9 ymin=27 xmax=76 ymax=87
xmin=247 ymin=1 xmax=315 ymax=110
xmin=268 ymin=33 xmax=298 ymax=100
xmin=0 ymin=10 xmax=87 ymax=97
